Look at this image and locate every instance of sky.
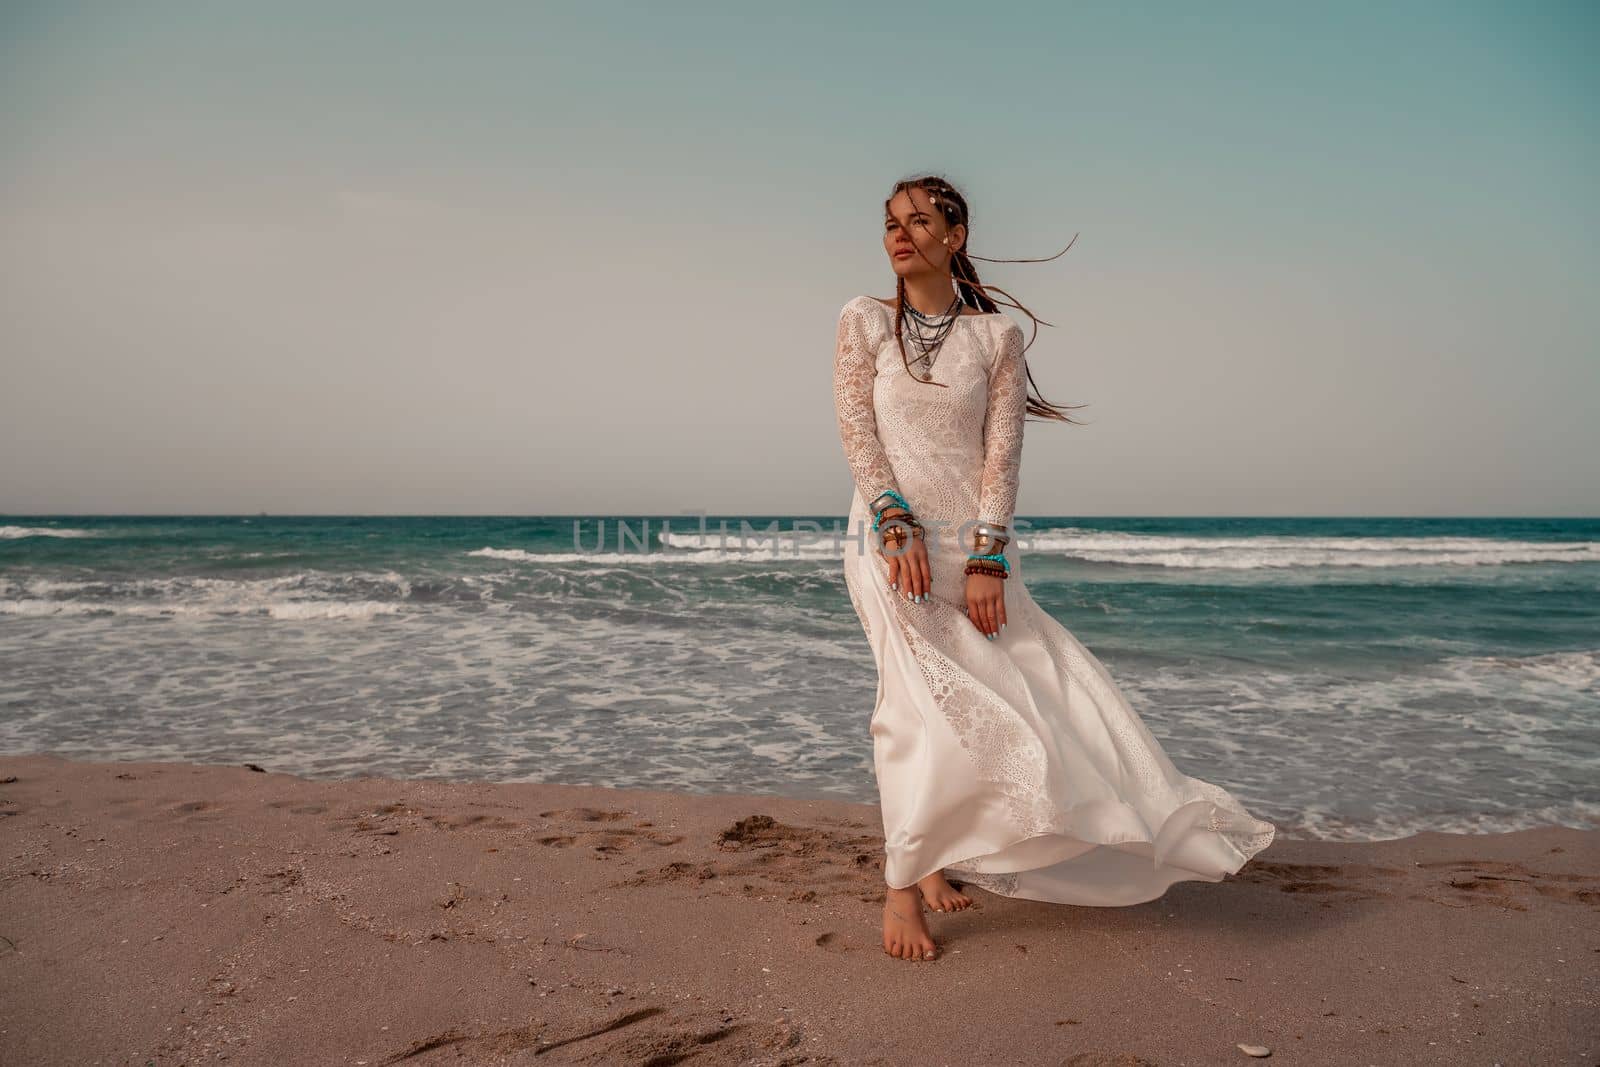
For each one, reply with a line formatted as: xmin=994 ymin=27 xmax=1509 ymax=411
xmin=1 ymin=1 xmax=1595 ymax=517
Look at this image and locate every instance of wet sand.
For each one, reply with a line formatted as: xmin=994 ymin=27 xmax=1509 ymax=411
xmin=0 ymin=753 xmax=1595 ymax=1065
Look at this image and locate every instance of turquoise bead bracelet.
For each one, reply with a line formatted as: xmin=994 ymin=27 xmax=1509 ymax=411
xmin=870 ymin=489 xmax=912 ymax=532
xmin=966 ymin=551 xmax=1011 ymax=574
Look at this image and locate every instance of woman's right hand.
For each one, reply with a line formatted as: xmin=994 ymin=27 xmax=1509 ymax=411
xmin=878 ymin=509 xmax=932 ymax=602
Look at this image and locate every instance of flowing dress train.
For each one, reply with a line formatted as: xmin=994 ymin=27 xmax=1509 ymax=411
xmin=833 ymin=294 xmax=1275 ymax=905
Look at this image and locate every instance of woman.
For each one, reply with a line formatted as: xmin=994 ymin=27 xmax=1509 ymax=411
xmin=835 ymin=175 xmax=1277 ymax=962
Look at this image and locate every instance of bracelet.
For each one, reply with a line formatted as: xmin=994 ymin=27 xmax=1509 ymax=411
xmin=870 ymin=489 xmax=912 ymax=532
xmin=880 ymin=514 xmax=924 ymax=551
xmin=965 ymin=551 xmax=1010 ymax=579
xmin=972 ymin=521 xmax=1010 ymax=554
xmin=873 ymin=506 xmax=912 ymax=532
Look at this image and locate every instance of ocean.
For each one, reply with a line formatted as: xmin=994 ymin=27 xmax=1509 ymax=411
xmin=2 ymin=514 xmax=1596 ymax=843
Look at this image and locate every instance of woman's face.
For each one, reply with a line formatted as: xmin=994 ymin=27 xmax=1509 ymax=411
xmin=884 ymin=186 xmax=964 ymax=279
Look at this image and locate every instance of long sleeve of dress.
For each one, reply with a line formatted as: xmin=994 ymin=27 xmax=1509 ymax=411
xmin=977 ymin=320 xmax=1028 ymax=530
xmin=834 ymin=298 xmax=905 ymax=514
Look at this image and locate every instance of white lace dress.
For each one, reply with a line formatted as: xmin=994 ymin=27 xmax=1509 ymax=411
xmin=834 ymin=294 xmax=1276 ymax=905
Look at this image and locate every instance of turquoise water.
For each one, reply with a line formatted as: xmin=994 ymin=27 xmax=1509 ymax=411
xmin=2 ymin=514 xmax=1597 ymax=841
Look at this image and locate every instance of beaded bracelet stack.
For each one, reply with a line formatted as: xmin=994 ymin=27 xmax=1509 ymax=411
xmin=965 ymin=521 xmax=1011 ymax=580
xmin=869 ymin=489 xmax=910 ymax=531
xmin=869 ymin=490 xmax=924 ymax=551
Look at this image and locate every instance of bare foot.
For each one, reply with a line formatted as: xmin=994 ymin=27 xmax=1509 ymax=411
xmin=882 ymin=885 xmax=938 ymax=961
xmin=918 ymin=870 xmax=973 ymax=913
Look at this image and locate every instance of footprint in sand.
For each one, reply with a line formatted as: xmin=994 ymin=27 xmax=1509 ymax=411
xmin=613 ymin=814 xmax=884 ymax=901
xmin=324 ymin=802 xmax=523 ymax=839
xmin=384 ymin=1005 xmax=792 ymax=1064
xmin=1416 ymin=859 xmax=1600 ymax=910
xmin=169 ymin=800 xmax=227 ymax=822
xmin=1237 ymin=860 xmax=1397 ymax=900
xmin=538 ymin=806 xmax=633 ymax=822
xmin=533 ymin=809 xmax=683 ymax=853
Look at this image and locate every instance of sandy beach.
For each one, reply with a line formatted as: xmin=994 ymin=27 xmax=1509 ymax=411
xmin=0 ymin=753 xmax=1594 ymax=1065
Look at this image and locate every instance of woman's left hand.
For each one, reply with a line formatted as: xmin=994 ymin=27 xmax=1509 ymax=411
xmin=964 ymin=572 xmax=1007 ymax=639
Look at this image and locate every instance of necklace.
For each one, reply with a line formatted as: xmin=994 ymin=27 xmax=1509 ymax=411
xmin=900 ymin=292 xmax=964 ymax=380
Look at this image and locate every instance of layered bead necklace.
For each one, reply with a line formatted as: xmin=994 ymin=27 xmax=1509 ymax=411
xmin=901 ymin=292 xmax=964 ymax=381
